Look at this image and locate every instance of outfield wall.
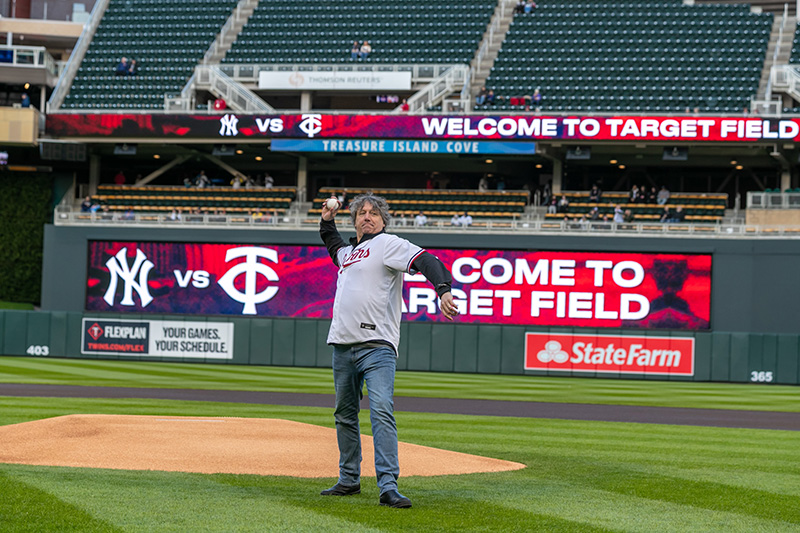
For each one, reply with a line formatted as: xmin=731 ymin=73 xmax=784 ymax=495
xmin=18 ymin=224 xmax=800 ymax=384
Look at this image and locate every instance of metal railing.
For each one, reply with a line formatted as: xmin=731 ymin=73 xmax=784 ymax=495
xmin=216 ymin=63 xmax=458 ymax=85
xmin=402 ymin=65 xmax=469 ymax=114
xmin=748 ymin=191 xmax=800 ymax=208
xmin=47 ymin=0 xmax=111 ymax=112
xmin=53 ymin=205 xmax=800 ymax=238
xmin=0 ymin=45 xmax=58 ymax=76
xmin=194 ymin=65 xmax=275 ymax=113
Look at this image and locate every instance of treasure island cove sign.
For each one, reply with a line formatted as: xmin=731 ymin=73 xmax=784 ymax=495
xmin=46 ymin=113 xmax=800 ymax=143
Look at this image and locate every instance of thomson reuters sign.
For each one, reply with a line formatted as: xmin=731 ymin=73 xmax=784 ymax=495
xmin=524 ymin=333 xmax=695 ymax=376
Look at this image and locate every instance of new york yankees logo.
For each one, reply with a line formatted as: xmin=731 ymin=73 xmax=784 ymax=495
xmin=217 ymin=247 xmax=280 ymax=315
xmin=298 ymin=113 xmax=323 ymax=138
xmin=219 ymin=113 xmax=239 ymax=136
xmin=103 ymin=248 xmax=154 ymax=307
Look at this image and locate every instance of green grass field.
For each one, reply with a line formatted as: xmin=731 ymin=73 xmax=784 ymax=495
xmin=1 ymin=357 xmax=799 ymax=532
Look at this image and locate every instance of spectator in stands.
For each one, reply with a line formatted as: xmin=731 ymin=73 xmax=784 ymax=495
xmin=114 ymin=170 xmax=126 ymax=185
xmin=547 ymin=197 xmax=557 ymax=214
xmin=169 ymin=209 xmax=182 ymax=221
xmin=578 ymin=215 xmax=589 ymax=230
xmin=213 ymin=99 xmax=227 ymax=111
xmin=659 ymin=206 xmax=672 ymax=223
xmin=264 ymin=173 xmax=274 ymax=188
xmin=558 ymin=195 xmax=569 ymax=213
xmin=524 ymin=0 xmax=537 ymax=14
xmin=231 ymin=175 xmax=246 ymax=189
xmin=646 ymin=186 xmax=657 ymax=204
xmin=496 ymin=177 xmax=506 ymax=190
xmin=458 ymin=212 xmax=473 ymax=227
xmin=623 ymin=209 xmax=635 ymax=223
xmin=396 ymin=213 xmax=408 ymax=226
xmin=589 ymin=207 xmax=600 ymax=221
xmin=183 ymin=176 xmax=193 ymax=188
xmin=478 ymin=175 xmax=489 ymax=192
xmin=115 ymin=57 xmax=129 ymax=76
xmin=532 ymin=88 xmax=542 ymax=105
xmin=589 ymin=183 xmax=602 ymax=202
xmin=414 ymin=211 xmax=428 ymax=226
xmin=359 ymin=41 xmax=372 ymax=59
xmin=195 ymin=170 xmax=211 ymax=188
xmin=672 ymin=206 xmax=686 ymax=222
xmin=613 ymin=205 xmax=624 ymax=223
xmin=81 ymin=196 xmax=94 ymax=212
xmin=475 ymin=87 xmax=488 ymax=106
xmin=657 ymin=185 xmax=670 ymax=205
xmin=122 ymin=208 xmax=135 ymax=221
xmin=628 ymin=185 xmax=641 ymax=203
xmin=485 ymin=90 xmax=496 ymax=105
xmin=128 ymin=59 xmax=138 ymax=76
xmin=450 ymin=213 xmax=461 ymax=226
xmin=350 ymin=41 xmax=360 ymax=60
xmin=20 ymin=94 xmax=30 ymax=108
xmin=513 ymin=0 xmax=525 ymax=14
xmin=400 ymin=99 xmax=410 ymax=112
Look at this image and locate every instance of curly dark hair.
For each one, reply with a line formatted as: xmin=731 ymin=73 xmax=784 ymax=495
xmin=348 ymin=193 xmax=392 ymax=226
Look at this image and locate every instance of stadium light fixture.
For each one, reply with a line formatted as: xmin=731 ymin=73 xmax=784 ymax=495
xmin=735 ymin=165 xmax=744 ymax=170
xmin=360 ymin=152 xmax=368 ymax=156
xmin=235 ymin=149 xmax=243 ymax=155
xmin=485 ymin=159 xmax=493 ymax=164
xmin=535 ymin=164 xmax=543 ymax=169
xmin=618 ymin=164 xmax=626 ymax=169
xmin=730 ymin=160 xmax=737 ymax=165
xmin=609 ymin=159 xmax=617 ymax=164
xmin=153 ymin=154 xmax=160 ymax=159
xmin=255 ymin=156 xmax=263 ymax=161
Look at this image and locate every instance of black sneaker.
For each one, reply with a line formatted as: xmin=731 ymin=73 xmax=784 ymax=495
xmin=320 ymin=482 xmax=361 ymax=496
xmin=379 ymin=489 xmax=412 ymax=508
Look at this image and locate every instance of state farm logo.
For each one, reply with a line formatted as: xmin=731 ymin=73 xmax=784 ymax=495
xmin=537 ymin=340 xmax=568 ymax=363
xmin=525 ymin=333 xmax=695 ymax=376
xmin=87 ymin=322 xmax=104 ymax=341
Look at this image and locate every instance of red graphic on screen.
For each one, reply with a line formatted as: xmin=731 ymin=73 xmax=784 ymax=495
xmin=87 ymin=242 xmax=711 ymax=330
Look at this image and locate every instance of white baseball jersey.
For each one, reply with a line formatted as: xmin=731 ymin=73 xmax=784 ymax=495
xmin=327 ymin=232 xmax=424 ymax=354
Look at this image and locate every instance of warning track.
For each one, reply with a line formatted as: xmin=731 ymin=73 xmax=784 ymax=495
xmin=0 ymin=383 xmax=797 ymax=431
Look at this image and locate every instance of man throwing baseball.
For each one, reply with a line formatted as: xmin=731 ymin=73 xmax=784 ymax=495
xmin=319 ymin=193 xmax=458 ymax=508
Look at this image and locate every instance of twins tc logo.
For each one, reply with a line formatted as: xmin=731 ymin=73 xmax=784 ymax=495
xmin=298 ymin=113 xmax=323 ymax=138
xmin=217 ymin=247 xmax=280 ymax=315
xmin=104 ymin=248 xmax=154 ymax=307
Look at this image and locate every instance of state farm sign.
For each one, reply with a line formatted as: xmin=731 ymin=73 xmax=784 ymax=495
xmin=524 ymin=332 xmax=695 ymax=376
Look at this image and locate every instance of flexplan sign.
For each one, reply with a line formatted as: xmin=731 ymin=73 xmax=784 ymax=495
xmin=81 ymin=318 xmax=234 ymax=358
xmin=524 ymin=333 xmax=695 ymax=376
xmin=46 ymin=113 xmax=800 ymax=143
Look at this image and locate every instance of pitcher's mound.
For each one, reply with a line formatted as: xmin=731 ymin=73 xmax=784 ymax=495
xmin=0 ymin=415 xmax=525 ymax=477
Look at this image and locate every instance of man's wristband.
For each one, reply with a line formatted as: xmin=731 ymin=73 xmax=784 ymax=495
xmin=435 ymin=283 xmax=452 ymax=298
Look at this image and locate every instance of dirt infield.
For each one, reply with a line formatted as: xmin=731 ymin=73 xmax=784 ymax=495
xmin=1 ymin=383 xmax=798 ymax=431
xmin=0 ymin=414 xmax=526 ymax=477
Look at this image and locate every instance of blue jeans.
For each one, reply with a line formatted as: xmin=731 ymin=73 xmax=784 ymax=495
xmin=332 ymin=344 xmax=398 ymax=494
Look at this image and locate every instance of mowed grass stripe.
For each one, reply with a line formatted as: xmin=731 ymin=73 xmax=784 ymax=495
xmin=0 ymin=471 xmax=121 ymax=532
xmin=1 ymin=398 xmax=798 ymax=532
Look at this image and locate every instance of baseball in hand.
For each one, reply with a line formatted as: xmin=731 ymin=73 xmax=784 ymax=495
xmin=326 ymin=198 xmax=339 ymax=210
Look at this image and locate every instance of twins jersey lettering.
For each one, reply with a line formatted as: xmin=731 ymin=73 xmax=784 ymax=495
xmin=327 ymin=233 xmax=424 ymax=354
